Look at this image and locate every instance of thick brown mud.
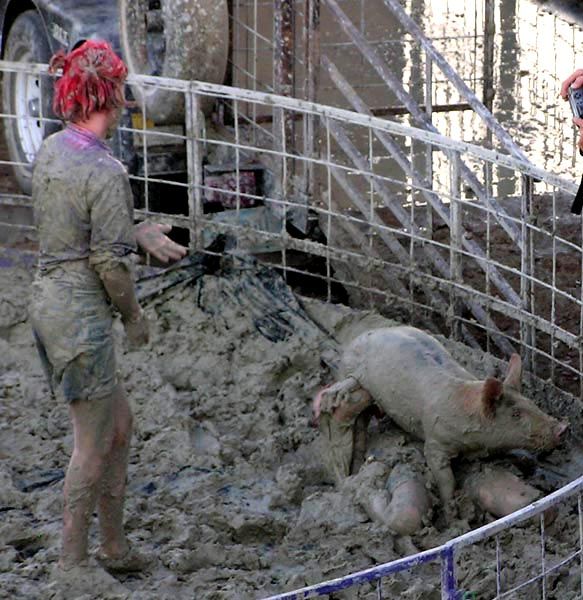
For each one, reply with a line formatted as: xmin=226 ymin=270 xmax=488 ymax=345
xmin=1 ymin=263 xmax=583 ymax=599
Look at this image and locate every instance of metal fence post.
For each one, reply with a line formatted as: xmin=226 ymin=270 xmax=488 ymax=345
xmin=441 ymin=545 xmax=457 ymax=600
xmin=274 ymin=0 xmax=295 ymax=226
xmin=274 ymin=0 xmax=295 ymax=151
xmin=185 ymin=86 xmax=203 ymax=251
xmin=483 ymin=0 xmax=495 ymax=114
xmin=304 ymin=0 xmax=321 ymax=202
xmin=449 ymin=151 xmax=463 ymax=341
xmin=424 ymin=53 xmax=433 ymax=239
xmin=521 ymin=174 xmax=534 ymax=372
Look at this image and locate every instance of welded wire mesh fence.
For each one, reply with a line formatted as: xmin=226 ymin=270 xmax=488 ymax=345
xmin=2 ymin=60 xmax=583 ymax=598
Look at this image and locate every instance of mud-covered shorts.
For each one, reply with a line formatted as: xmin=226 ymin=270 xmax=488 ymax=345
xmin=30 ymin=263 xmax=118 ymax=403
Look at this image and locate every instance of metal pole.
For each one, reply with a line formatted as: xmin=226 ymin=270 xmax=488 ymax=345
xmin=304 ymin=0 xmax=321 ymax=201
xmin=483 ymin=0 xmax=495 ymax=114
xmin=424 ymin=53 xmax=434 ymax=239
xmin=521 ymin=174 xmax=534 ymax=371
xmin=449 ymin=151 xmax=463 ymax=342
xmin=441 ymin=546 xmax=457 ymax=600
xmin=483 ymin=0 xmax=495 ymax=197
xmin=274 ymin=0 xmax=295 ymax=151
xmin=185 ymin=87 xmax=203 ymax=250
xmin=274 ymin=0 xmax=295 ymax=219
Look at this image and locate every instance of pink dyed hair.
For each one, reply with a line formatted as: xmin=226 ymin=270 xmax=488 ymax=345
xmin=49 ymin=39 xmax=128 ymax=122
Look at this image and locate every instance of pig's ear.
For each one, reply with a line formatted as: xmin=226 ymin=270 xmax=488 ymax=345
xmin=503 ymin=353 xmax=522 ymax=391
xmin=481 ymin=377 xmax=504 ymax=419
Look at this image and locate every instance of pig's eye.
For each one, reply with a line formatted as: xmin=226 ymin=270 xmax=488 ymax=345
xmin=512 ymin=408 xmax=522 ymax=419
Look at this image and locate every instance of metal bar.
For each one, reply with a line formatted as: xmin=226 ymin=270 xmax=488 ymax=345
xmin=579 ymin=494 xmax=583 ymax=597
xmin=424 ymin=54 xmax=434 ymax=240
xmin=541 ymin=513 xmax=547 ymax=600
xmin=185 ymin=87 xmax=203 ymax=250
xmin=449 ymin=152 xmax=463 ymax=341
xmin=483 ymin=0 xmax=496 ymax=114
xmin=0 ymin=196 xmax=32 ymax=208
xmin=274 ymin=0 xmax=295 ymax=150
xmin=495 ymin=535 xmax=502 ymax=598
xmin=440 ymin=546 xmax=457 ymax=600
xmin=521 ymin=175 xmax=534 ymax=372
xmin=303 ymin=0 xmax=320 ymax=202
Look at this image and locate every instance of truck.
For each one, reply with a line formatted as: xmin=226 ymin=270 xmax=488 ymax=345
xmin=0 ymin=0 xmax=229 ymax=195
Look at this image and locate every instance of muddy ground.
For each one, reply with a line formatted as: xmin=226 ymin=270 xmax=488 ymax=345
xmin=2 ymin=256 xmax=583 ymax=600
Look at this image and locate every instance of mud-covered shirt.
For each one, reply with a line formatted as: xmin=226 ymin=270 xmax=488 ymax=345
xmin=33 ymin=124 xmax=136 ymax=274
xmin=29 ymin=125 xmax=136 ymax=402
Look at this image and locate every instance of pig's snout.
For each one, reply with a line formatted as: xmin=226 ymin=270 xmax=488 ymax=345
xmin=553 ymin=421 xmax=569 ymax=444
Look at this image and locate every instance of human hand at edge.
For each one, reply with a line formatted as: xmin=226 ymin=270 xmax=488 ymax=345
xmin=574 ymin=117 xmax=583 ymax=152
xmin=561 ymin=69 xmax=583 ymax=100
xmin=135 ymin=221 xmax=188 ymax=263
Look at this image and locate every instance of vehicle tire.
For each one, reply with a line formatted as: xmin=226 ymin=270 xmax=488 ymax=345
xmin=119 ymin=0 xmax=229 ymax=124
xmin=2 ymin=10 xmax=58 ymax=195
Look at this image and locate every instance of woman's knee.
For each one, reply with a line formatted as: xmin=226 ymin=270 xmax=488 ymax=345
xmin=70 ymin=447 xmax=110 ymax=483
xmin=112 ymin=386 xmax=133 ymax=448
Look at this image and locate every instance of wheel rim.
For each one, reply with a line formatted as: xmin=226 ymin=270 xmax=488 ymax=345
xmin=14 ymin=51 xmax=45 ymax=162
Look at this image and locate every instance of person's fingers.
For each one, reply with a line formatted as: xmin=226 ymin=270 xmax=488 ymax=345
xmin=168 ymin=241 xmax=188 ymax=258
xmin=166 ymin=241 xmax=188 ymax=259
xmin=573 ymin=117 xmax=583 ymax=128
xmin=561 ymin=69 xmax=583 ymax=98
xmin=155 ymin=223 xmax=172 ymax=234
xmin=578 ymin=129 xmax=583 ymax=152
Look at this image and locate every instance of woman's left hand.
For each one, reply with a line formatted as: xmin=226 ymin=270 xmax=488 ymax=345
xmin=135 ymin=221 xmax=188 ymax=263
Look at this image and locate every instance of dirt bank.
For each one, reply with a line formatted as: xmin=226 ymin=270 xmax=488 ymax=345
xmin=1 ymin=259 xmax=583 ymax=600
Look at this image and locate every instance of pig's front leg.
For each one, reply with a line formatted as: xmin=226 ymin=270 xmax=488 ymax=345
xmin=424 ymin=440 xmax=456 ymax=517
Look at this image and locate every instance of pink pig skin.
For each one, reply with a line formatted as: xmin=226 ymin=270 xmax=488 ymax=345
xmin=332 ymin=326 xmax=568 ymax=509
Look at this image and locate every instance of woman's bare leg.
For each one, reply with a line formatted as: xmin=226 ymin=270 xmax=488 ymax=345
xmin=96 ymin=384 xmax=133 ymax=558
xmin=61 ymin=395 xmax=115 ymax=568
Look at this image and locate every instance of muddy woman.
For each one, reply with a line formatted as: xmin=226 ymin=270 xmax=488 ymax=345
xmin=30 ymin=40 xmax=186 ymax=593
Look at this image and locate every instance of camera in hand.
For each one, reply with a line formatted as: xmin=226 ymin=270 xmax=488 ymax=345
xmin=569 ymin=85 xmax=583 ymax=119
xmin=570 ymin=86 xmax=583 ymax=215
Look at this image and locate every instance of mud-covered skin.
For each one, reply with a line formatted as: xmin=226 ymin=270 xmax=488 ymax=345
xmin=29 ymin=125 xmax=136 ymax=402
xmin=316 ymin=326 xmax=568 ymax=514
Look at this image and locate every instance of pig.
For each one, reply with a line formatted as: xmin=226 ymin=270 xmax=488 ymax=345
xmin=314 ymin=326 xmax=568 ymax=516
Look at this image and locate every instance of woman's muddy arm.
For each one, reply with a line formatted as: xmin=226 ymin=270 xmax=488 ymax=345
xmin=100 ymin=265 xmax=149 ymax=347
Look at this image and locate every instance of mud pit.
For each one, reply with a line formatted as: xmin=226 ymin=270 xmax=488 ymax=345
xmin=2 ymin=257 xmax=583 ymax=600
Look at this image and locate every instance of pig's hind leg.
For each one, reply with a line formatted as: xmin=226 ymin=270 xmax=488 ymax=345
xmin=315 ymin=377 xmax=372 ymax=484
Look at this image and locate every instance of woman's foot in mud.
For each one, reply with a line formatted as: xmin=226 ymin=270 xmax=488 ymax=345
xmin=96 ymin=545 xmax=152 ymax=573
xmin=48 ymin=561 xmax=128 ymax=597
